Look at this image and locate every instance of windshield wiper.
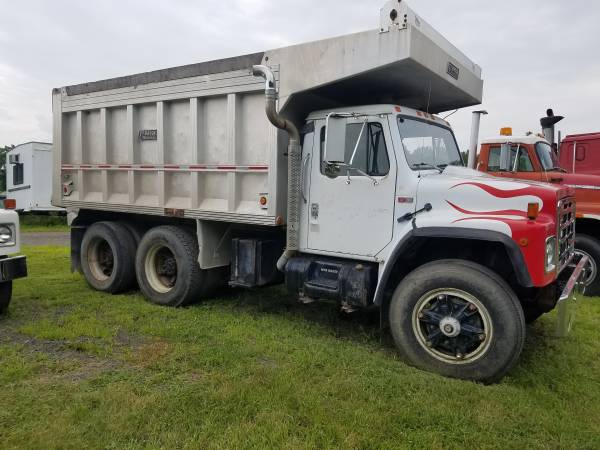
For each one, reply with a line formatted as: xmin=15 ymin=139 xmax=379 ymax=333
xmin=412 ymin=163 xmax=444 ymax=174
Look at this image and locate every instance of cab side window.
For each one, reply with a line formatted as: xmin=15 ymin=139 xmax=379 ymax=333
xmin=488 ymin=146 xmax=534 ymax=172
xmin=319 ymin=122 xmax=390 ymax=176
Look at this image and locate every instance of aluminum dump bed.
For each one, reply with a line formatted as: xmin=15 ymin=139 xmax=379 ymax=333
xmin=52 ymin=1 xmax=483 ymax=226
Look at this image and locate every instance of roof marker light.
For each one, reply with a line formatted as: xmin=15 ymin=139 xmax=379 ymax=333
xmin=500 ymin=127 xmax=513 ymax=136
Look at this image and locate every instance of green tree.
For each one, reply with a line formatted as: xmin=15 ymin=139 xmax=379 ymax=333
xmin=0 ymin=145 xmax=15 ymax=192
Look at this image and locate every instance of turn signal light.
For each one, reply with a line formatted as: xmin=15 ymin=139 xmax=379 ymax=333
xmin=500 ymin=127 xmax=513 ymax=136
xmin=527 ymin=202 xmax=540 ymax=220
xmin=3 ymin=199 xmax=16 ymax=210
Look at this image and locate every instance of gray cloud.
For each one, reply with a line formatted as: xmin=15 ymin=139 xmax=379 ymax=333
xmin=0 ymin=0 xmax=598 ymax=149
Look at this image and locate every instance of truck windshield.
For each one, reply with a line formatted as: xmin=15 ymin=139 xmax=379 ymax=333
xmin=397 ymin=117 xmax=463 ymax=171
xmin=535 ymin=142 xmax=560 ymax=171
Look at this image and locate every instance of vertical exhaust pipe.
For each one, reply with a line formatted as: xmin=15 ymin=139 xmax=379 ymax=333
xmin=252 ymin=65 xmax=301 ymax=272
xmin=467 ymin=110 xmax=488 ymax=169
xmin=540 ymin=108 xmax=564 ymax=146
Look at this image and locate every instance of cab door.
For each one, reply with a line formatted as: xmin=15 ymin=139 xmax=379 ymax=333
xmin=304 ymin=115 xmax=397 ymax=258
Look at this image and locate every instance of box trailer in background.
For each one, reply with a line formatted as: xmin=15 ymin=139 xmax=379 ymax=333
xmin=52 ymin=0 xmax=586 ymax=383
xmin=6 ymin=142 xmax=64 ymax=213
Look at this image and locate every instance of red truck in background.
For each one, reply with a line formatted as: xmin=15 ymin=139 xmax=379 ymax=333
xmin=560 ymin=132 xmax=600 ymax=176
xmin=477 ymin=111 xmax=600 ymax=296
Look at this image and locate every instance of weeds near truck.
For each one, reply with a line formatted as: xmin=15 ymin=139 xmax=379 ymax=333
xmin=1 ymin=246 xmax=599 ymax=449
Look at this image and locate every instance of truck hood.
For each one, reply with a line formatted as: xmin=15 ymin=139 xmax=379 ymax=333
xmin=442 ymin=166 xmax=573 ymax=198
xmin=547 ymin=172 xmax=600 ymax=188
xmin=416 ymin=166 xmax=567 ymax=238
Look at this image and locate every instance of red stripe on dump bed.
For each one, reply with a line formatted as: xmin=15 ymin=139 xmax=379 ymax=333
xmin=247 ymin=166 xmax=269 ymax=170
xmin=217 ymin=166 xmax=236 ymax=170
xmin=98 ymin=165 xmax=111 ymax=168
xmin=140 ymin=165 xmax=155 ymax=169
xmin=118 ymin=165 xmax=132 ymax=168
xmin=189 ymin=165 xmax=207 ymax=169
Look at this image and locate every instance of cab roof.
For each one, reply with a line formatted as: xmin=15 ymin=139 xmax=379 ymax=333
xmin=480 ymin=135 xmax=549 ymax=145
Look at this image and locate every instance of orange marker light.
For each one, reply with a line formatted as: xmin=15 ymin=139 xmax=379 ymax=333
xmin=500 ymin=127 xmax=513 ymax=136
xmin=259 ymin=196 xmax=268 ymax=206
xmin=3 ymin=199 xmax=16 ymax=210
xmin=527 ymin=203 xmax=540 ymax=220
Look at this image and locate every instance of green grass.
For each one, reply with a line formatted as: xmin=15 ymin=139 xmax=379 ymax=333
xmin=19 ymin=215 xmax=69 ymax=233
xmin=1 ymin=246 xmax=600 ymax=449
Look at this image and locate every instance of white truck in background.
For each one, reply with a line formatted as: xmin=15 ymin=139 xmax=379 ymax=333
xmin=0 ymin=206 xmax=27 ymax=313
xmin=6 ymin=142 xmax=64 ymax=213
xmin=52 ymin=0 xmax=586 ymax=383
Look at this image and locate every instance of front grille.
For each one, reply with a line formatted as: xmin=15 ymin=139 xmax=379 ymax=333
xmin=558 ymin=197 xmax=576 ymax=272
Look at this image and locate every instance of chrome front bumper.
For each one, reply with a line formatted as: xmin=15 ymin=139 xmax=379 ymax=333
xmin=556 ymin=255 xmax=589 ymax=337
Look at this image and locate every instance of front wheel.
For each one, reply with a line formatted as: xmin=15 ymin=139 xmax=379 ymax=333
xmin=574 ymin=234 xmax=600 ymax=297
xmin=0 ymin=281 xmax=12 ymax=314
xmin=389 ymin=260 xmax=526 ymax=384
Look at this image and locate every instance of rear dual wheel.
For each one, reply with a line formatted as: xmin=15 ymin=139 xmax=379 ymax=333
xmin=135 ymin=226 xmax=226 ymax=307
xmin=80 ymin=222 xmax=137 ymax=293
xmin=389 ymin=260 xmax=526 ymax=384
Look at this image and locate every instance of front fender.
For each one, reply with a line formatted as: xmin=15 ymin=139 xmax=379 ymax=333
xmin=373 ymin=227 xmax=533 ymax=306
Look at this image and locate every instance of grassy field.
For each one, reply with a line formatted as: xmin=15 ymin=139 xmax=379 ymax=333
xmin=1 ymin=246 xmax=600 ymax=449
xmin=19 ymin=215 xmax=69 ymax=233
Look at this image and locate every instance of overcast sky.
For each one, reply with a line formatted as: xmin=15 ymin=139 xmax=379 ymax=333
xmin=0 ymin=0 xmax=598 ymax=150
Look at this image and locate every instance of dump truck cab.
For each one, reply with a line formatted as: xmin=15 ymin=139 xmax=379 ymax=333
xmin=478 ymin=130 xmax=600 ymax=295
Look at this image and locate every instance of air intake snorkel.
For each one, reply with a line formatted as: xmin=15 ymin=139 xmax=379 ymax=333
xmin=252 ymin=65 xmax=301 ymax=272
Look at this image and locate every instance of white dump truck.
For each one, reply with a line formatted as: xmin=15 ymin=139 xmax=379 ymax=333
xmin=52 ymin=1 xmax=586 ymax=382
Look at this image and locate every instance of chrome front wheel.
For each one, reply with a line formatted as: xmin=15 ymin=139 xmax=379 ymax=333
xmin=412 ymin=288 xmax=493 ymax=365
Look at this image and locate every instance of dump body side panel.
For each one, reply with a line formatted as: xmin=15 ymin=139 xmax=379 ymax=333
xmin=53 ymin=69 xmax=284 ymax=226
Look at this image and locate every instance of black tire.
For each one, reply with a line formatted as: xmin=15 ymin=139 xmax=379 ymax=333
xmin=389 ymin=260 xmax=526 ymax=384
xmin=574 ymin=234 xmax=600 ymax=297
xmin=0 ymin=282 xmax=12 ymax=314
xmin=119 ymin=221 xmax=145 ymax=247
xmin=80 ymin=222 xmax=137 ymax=294
xmin=135 ymin=226 xmax=223 ymax=307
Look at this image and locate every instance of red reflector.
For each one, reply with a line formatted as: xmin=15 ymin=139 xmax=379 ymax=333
xmin=3 ymin=199 xmax=16 ymax=210
xmin=527 ymin=203 xmax=540 ymax=220
xmin=259 ymin=196 xmax=268 ymax=206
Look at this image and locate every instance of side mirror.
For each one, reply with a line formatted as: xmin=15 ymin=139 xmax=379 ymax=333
xmin=499 ymin=143 xmax=512 ymax=172
xmin=324 ymin=114 xmax=347 ymax=164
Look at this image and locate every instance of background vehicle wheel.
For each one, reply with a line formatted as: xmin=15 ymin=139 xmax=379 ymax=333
xmin=389 ymin=260 xmax=526 ymax=384
xmin=0 ymin=281 xmax=12 ymax=314
xmin=574 ymin=234 xmax=600 ymax=296
xmin=136 ymin=226 xmax=224 ymax=307
xmin=80 ymin=222 xmax=137 ymax=293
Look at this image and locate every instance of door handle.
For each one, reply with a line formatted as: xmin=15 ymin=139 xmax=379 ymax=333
xmin=301 ymin=153 xmax=311 ymax=203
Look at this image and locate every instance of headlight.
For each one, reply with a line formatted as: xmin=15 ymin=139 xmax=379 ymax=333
xmin=546 ymin=236 xmax=557 ymax=273
xmin=0 ymin=225 xmax=15 ymax=246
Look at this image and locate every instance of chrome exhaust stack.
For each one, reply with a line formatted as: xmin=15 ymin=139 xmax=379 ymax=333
xmin=252 ymin=65 xmax=301 ymax=272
